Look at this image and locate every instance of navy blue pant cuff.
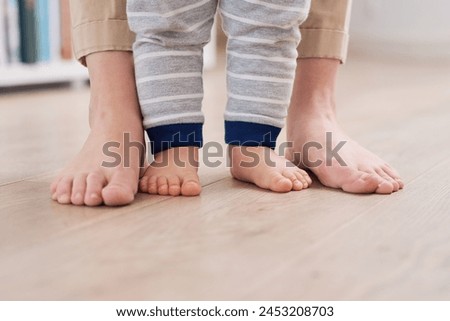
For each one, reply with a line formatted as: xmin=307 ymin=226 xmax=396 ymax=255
xmin=146 ymin=123 xmax=203 ymax=155
xmin=225 ymin=121 xmax=281 ymax=149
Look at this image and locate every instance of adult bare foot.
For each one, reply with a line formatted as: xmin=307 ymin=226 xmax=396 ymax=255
xmin=287 ymin=59 xmax=404 ymax=194
xmin=287 ymin=115 xmax=404 ymax=194
xmin=230 ymin=146 xmax=312 ymax=193
xmin=139 ymin=147 xmax=201 ymax=197
xmin=50 ymin=52 xmax=145 ymax=206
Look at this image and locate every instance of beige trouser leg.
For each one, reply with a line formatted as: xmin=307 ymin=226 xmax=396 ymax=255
xmin=69 ymin=0 xmax=135 ymax=66
xmin=70 ymin=0 xmax=352 ymax=65
xmin=298 ymin=0 xmax=352 ymax=63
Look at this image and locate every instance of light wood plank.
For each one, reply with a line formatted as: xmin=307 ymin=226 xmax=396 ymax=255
xmin=248 ymin=158 xmax=450 ymax=300
xmin=1 ymin=53 xmax=450 ymax=300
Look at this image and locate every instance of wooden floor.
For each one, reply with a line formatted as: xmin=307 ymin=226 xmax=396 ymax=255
xmin=1 ymin=53 xmax=450 ymax=300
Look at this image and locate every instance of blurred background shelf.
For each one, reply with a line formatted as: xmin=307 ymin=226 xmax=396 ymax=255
xmin=0 ymin=61 xmax=88 ymax=88
xmin=0 ymin=0 xmax=89 ymax=90
xmin=0 ymin=1 xmax=218 ymax=91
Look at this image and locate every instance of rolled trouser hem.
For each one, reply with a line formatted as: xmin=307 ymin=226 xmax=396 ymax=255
xmin=72 ymin=20 xmax=135 ymax=66
xmin=298 ymin=29 xmax=349 ymax=64
xmin=225 ymin=121 xmax=281 ymax=150
xmin=146 ymin=123 xmax=204 ymax=155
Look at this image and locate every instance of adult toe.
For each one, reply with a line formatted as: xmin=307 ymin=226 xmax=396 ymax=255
xmin=84 ymin=172 xmax=106 ymax=206
xmin=71 ymin=173 xmax=87 ymax=205
xmin=56 ymin=176 xmax=73 ymax=204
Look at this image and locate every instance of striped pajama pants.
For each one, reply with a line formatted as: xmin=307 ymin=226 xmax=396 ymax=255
xmin=127 ymin=0 xmax=311 ymax=155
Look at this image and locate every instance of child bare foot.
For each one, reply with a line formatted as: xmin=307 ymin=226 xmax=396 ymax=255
xmin=139 ymin=147 xmax=201 ymax=197
xmin=50 ymin=52 xmax=144 ymax=206
xmin=230 ymin=146 xmax=312 ymax=193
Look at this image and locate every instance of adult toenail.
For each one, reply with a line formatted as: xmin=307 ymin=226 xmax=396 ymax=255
xmin=90 ymin=193 xmax=100 ymax=199
xmin=59 ymin=194 xmax=70 ymax=203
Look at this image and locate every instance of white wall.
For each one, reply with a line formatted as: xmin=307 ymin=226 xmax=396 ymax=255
xmin=350 ymin=0 xmax=450 ymax=58
xmin=204 ymin=28 xmax=217 ymax=70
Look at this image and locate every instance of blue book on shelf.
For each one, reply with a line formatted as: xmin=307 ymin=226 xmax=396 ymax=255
xmin=19 ymin=0 xmax=38 ymax=63
xmin=36 ymin=0 xmax=50 ymax=62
